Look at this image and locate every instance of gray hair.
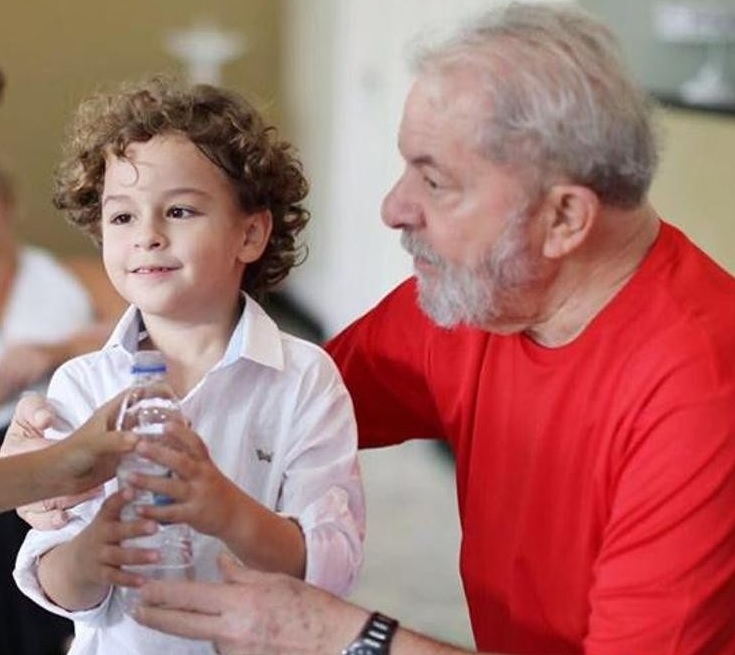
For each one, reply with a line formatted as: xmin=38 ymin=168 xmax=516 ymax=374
xmin=412 ymin=2 xmax=659 ymax=208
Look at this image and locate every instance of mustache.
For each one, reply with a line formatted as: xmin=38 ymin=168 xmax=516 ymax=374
xmin=400 ymin=230 xmax=444 ymax=268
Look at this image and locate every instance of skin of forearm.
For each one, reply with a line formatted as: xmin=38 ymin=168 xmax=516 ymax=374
xmin=38 ymin=539 xmax=110 ymax=611
xmin=35 ymin=440 xmax=98 ymax=499
xmin=218 ymin=487 xmax=306 ymax=580
xmin=0 ymin=445 xmax=95 ymax=512
xmin=0 ymin=450 xmax=61 ymax=512
xmin=392 ymin=628 xmax=496 ymax=655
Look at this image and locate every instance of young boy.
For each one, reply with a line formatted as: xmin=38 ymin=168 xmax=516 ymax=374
xmin=13 ymin=77 xmax=364 ymax=655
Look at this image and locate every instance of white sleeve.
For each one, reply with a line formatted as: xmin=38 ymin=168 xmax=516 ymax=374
xmin=278 ymin=357 xmax=365 ymax=597
xmin=13 ymin=497 xmax=114 ymax=624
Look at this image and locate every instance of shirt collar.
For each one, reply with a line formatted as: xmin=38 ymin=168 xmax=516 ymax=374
xmin=103 ymin=293 xmax=285 ymax=372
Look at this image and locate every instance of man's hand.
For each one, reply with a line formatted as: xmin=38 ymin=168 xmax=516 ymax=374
xmin=134 ymin=552 xmax=364 ymax=655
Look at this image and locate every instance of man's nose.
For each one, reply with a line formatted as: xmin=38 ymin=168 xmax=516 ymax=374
xmin=381 ymin=178 xmax=422 ymax=230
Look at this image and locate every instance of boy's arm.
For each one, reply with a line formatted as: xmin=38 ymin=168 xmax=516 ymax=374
xmin=37 ymin=503 xmax=118 ymax=611
xmin=130 ymin=423 xmax=308 ymax=580
xmin=246 ymin=356 xmax=364 ymax=595
xmin=203 ymin=474 xmax=307 ymax=580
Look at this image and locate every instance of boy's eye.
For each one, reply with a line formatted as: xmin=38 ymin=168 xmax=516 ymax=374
xmin=109 ymin=213 xmax=132 ymax=225
xmin=167 ymin=206 xmax=196 ymax=219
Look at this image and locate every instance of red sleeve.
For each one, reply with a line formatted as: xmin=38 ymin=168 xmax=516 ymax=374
xmin=586 ymin=333 xmax=735 ymax=654
xmin=326 ymin=279 xmax=444 ymax=448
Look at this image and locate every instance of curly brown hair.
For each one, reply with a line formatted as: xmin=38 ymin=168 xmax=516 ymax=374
xmin=53 ymin=76 xmax=310 ymax=300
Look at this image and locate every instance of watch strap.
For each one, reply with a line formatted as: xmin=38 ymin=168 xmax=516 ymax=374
xmin=342 ymin=611 xmax=399 ymax=655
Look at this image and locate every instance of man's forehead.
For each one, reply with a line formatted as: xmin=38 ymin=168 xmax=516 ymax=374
xmin=398 ymin=74 xmax=486 ymax=153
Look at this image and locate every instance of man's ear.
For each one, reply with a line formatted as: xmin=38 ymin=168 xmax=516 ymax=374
xmin=238 ymin=210 xmax=273 ymax=264
xmin=541 ymin=184 xmax=599 ymax=259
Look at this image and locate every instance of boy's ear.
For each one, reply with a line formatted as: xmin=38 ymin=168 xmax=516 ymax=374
xmin=238 ymin=210 xmax=273 ymax=264
xmin=540 ymin=184 xmax=599 ymax=259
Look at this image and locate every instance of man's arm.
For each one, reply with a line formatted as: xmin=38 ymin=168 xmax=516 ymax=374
xmin=134 ymin=553 xmax=499 ymax=655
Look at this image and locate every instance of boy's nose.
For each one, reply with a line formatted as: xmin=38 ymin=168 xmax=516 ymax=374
xmin=135 ymin=232 xmax=164 ymax=250
xmin=134 ymin=217 xmax=167 ymax=250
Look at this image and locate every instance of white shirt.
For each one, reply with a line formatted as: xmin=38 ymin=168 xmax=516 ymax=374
xmin=0 ymin=246 xmax=94 ymax=424
xmin=15 ymin=296 xmax=364 ymax=655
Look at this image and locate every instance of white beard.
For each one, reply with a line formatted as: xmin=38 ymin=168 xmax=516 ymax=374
xmin=401 ymin=212 xmax=546 ymax=329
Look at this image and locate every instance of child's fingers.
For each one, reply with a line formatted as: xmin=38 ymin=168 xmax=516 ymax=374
xmin=134 ymin=440 xmax=192 ymax=477
xmin=98 ymin=487 xmax=134 ymax=519
xmin=99 ymin=553 xmax=153 ymax=589
xmin=105 ymin=568 xmax=147 ymax=589
xmin=95 ymin=488 xmax=160 ymax=550
xmin=162 ymin=422 xmax=209 ymax=458
xmin=126 ymin=470 xmax=187 ymax=501
xmin=134 ymin=501 xmax=187 ymax=526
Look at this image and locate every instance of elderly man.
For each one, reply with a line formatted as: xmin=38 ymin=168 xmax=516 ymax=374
xmin=8 ymin=3 xmax=735 ymax=654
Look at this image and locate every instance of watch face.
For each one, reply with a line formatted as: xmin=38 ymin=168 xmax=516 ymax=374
xmin=348 ymin=647 xmax=375 ymax=655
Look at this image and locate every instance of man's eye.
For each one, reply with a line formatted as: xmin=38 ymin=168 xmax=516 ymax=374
xmin=423 ymin=175 xmax=439 ymax=190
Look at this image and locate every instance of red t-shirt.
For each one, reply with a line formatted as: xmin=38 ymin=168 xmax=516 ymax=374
xmin=327 ymin=222 xmax=735 ymax=654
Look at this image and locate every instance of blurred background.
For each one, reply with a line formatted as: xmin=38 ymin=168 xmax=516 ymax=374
xmin=2 ymin=0 xmax=735 ymax=648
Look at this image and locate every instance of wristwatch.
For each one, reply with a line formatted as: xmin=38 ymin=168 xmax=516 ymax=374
xmin=341 ymin=611 xmax=399 ymax=655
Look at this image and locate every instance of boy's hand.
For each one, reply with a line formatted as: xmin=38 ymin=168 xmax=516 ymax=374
xmin=72 ymin=488 xmax=160 ymax=590
xmin=127 ymin=422 xmax=240 ymax=539
xmin=37 ymin=488 xmax=163 ymax=612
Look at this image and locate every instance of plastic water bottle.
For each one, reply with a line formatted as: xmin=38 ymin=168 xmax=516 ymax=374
xmin=115 ymin=350 xmax=193 ymax=609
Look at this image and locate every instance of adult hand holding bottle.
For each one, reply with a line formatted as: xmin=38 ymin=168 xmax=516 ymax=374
xmin=0 ymin=392 xmax=137 ymax=518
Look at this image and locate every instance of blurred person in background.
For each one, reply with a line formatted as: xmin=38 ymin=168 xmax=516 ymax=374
xmin=0 ymin=68 xmax=126 ymax=655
